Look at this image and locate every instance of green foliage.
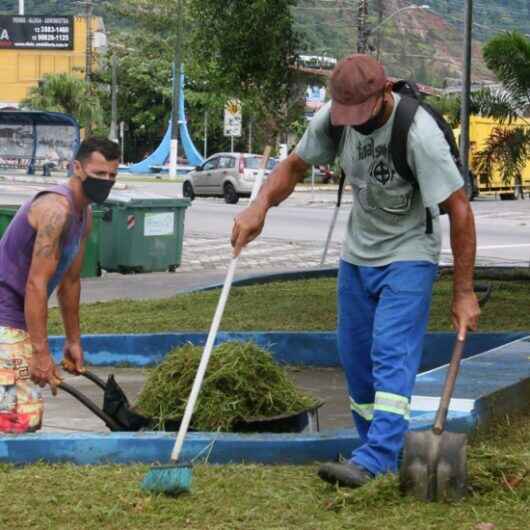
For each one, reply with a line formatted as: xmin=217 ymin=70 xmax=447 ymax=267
xmin=425 ymin=94 xmax=461 ymax=128
xmin=472 ymin=32 xmax=530 ymax=185
xmin=483 ymin=32 xmax=530 ymax=109
xmin=20 ymin=73 xmax=104 ymax=131
xmin=473 ymin=126 xmax=530 ymax=186
xmin=98 ymin=0 xmax=305 ymax=160
xmin=187 ymin=0 xmax=302 ymax=142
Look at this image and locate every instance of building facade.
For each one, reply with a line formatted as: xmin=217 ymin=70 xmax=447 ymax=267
xmin=0 ymin=15 xmax=105 ymax=108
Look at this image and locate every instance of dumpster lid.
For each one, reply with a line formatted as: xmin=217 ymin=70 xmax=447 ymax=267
xmin=105 ymin=189 xmax=190 ymax=207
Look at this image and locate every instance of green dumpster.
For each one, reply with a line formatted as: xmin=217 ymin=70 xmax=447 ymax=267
xmin=0 ymin=205 xmax=102 ymax=279
xmin=99 ymin=197 xmax=190 ymax=273
xmin=81 ymin=209 xmax=103 ymax=278
xmin=0 ymin=207 xmax=17 ymax=237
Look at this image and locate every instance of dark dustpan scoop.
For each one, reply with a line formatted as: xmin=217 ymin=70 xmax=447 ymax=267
xmin=399 ymin=335 xmax=468 ymax=502
xmin=57 ymin=369 xmax=151 ymax=432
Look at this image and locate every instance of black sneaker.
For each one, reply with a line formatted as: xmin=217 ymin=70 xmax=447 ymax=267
xmin=318 ymin=461 xmax=374 ymax=488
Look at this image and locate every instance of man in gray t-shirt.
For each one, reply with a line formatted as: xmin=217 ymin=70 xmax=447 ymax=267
xmin=231 ymin=54 xmax=480 ymax=488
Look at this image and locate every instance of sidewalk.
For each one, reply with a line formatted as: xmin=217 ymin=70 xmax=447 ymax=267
xmin=51 ymin=233 xmax=342 ymax=306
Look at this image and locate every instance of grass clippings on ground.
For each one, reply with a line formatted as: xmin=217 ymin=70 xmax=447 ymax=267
xmin=1 ymin=410 xmax=529 ymax=530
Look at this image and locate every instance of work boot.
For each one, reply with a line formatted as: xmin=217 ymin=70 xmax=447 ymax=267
xmin=318 ymin=461 xmax=374 ymax=488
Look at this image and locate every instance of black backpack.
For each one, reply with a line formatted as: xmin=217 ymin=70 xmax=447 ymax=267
xmin=329 ymin=80 xmax=464 ymax=234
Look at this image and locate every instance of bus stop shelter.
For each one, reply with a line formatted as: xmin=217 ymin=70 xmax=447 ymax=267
xmin=0 ymin=110 xmax=80 ymax=176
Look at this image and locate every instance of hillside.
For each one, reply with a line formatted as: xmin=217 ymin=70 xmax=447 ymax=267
xmin=1 ymin=0 xmax=528 ymax=88
xmin=294 ymin=0 xmax=527 ymax=86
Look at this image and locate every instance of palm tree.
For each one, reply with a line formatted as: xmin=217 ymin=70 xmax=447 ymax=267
xmin=472 ymin=32 xmax=530 ymax=189
xmin=20 ymin=73 xmax=104 ymax=131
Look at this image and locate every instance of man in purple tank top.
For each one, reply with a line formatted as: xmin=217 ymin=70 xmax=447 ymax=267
xmin=0 ymin=137 xmax=120 ymax=432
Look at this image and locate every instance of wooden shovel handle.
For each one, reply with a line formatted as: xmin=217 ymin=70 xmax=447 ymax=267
xmin=432 ymin=336 xmax=466 ymax=435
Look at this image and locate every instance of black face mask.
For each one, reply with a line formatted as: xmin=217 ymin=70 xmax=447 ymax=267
xmin=82 ymin=176 xmax=115 ymax=204
xmin=352 ymin=98 xmax=387 ymax=136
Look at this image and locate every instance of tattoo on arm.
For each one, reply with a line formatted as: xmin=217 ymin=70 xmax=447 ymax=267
xmin=34 ymin=209 xmax=71 ymax=260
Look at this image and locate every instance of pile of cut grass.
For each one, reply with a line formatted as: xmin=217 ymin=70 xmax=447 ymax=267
xmin=135 ymin=341 xmax=319 ymax=431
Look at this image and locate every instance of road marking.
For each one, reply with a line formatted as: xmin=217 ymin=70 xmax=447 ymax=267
xmin=442 ymin=243 xmax=530 ymax=252
xmin=411 ymin=396 xmax=475 ymax=412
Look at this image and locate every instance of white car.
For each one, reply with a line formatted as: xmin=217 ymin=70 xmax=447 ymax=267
xmin=183 ymin=152 xmax=278 ymax=204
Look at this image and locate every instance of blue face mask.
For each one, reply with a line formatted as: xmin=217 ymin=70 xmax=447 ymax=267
xmin=82 ymin=175 xmax=115 ymax=204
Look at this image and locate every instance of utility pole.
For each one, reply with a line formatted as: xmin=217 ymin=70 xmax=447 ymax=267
xmin=169 ymin=0 xmax=183 ymax=181
xmin=460 ymin=0 xmax=473 ymax=195
xmin=356 ymin=0 xmax=369 ymax=54
xmin=375 ymin=0 xmax=384 ymax=61
xmin=84 ymin=0 xmax=93 ymax=84
xmin=19 ymin=0 xmax=24 ymax=15
xmin=109 ymin=55 xmax=118 ymax=143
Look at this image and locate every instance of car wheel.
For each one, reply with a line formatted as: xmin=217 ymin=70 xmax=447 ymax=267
xmin=183 ymin=181 xmax=195 ymax=200
xmin=223 ymin=182 xmax=239 ymax=204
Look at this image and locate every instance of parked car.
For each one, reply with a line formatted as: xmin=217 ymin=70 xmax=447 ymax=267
xmin=183 ymin=153 xmax=278 ymax=204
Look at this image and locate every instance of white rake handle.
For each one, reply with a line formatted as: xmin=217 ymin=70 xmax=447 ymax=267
xmin=171 ymin=146 xmax=271 ymax=462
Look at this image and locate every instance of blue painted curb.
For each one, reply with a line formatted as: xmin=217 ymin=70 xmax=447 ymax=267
xmin=1 ymin=332 xmax=528 ymax=466
xmin=47 ymin=331 xmax=528 ymax=370
xmin=0 ymin=413 xmax=477 ymax=466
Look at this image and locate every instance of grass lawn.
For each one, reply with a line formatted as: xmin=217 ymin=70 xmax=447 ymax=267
xmin=48 ymin=277 xmax=530 ymax=335
xmin=0 ymin=411 xmax=529 ymax=530
xmin=26 ymin=276 xmax=527 ymax=528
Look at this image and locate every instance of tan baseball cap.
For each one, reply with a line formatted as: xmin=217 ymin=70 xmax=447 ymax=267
xmin=329 ymin=54 xmax=387 ymax=126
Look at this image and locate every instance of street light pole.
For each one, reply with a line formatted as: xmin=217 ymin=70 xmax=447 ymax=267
xmin=460 ymin=0 xmax=473 ymax=195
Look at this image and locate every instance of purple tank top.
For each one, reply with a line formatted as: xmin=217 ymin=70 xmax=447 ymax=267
xmin=0 ymin=184 xmax=86 ymax=330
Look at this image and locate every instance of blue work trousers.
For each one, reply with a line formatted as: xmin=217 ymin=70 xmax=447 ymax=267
xmin=337 ymin=259 xmax=438 ymax=475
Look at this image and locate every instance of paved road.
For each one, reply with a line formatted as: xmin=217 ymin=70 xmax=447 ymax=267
xmin=1 ymin=178 xmax=529 ymax=306
xmin=131 ymin=181 xmax=530 ymax=268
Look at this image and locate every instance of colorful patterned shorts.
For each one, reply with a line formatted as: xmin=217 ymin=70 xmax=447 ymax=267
xmin=0 ymin=326 xmax=43 ymax=433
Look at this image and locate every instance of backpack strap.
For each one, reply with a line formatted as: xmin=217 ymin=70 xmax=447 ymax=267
xmin=336 ymin=169 xmax=346 ymax=208
xmin=328 ymin=119 xmax=344 ymax=154
xmin=390 ymin=95 xmax=433 ymax=235
xmin=390 ymin=95 xmax=419 ymax=185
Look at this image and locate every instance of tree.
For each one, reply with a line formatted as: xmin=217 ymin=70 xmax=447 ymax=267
xmin=103 ymin=0 xmax=304 ymax=160
xmin=20 ymin=73 xmax=104 ymax=131
xmin=187 ymin=0 xmax=302 ymax=142
xmin=473 ymin=32 xmax=530 ymax=186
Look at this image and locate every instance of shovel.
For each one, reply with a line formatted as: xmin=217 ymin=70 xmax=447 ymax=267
xmin=399 ymin=332 xmax=468 ymax=502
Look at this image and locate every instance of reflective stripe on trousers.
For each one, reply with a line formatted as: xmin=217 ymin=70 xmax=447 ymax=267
xmin=350 ymin=391 xmax=411 ymax=422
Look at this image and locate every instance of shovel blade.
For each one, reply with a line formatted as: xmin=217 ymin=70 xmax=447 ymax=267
xmin=399 ymin=430 xmax=467 ymax=502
